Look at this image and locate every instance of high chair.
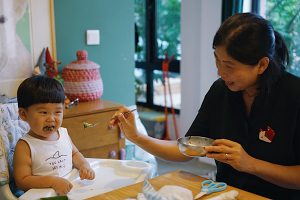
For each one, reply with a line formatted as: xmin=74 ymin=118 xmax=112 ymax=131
xmin=0 ymin=103 xmax=29 ymax=200
xmin=0 ymin=103 xmax=157 ymax=200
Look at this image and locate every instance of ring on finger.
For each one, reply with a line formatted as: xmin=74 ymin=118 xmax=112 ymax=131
xmin=225 ymin=153 xmax=229 ymax=160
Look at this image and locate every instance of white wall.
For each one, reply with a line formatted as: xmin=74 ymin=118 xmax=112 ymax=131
xmin=179 ymin=0 xmax=222 ymax=136
xmin=30 ymin=0 xmax=55 ymax=63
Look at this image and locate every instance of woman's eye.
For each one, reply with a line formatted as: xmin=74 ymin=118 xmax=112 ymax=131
xmin=225 ymin=65 xmax=233 ymax=69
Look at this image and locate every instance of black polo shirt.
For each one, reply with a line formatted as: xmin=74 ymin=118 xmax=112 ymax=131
xmin=186 ymin=72 xmax=300 ymax=199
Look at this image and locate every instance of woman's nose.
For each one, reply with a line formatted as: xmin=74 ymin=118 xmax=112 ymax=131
xmin=217 ymin=68 xmax=222 ymax=77
xmin=217 ymin=64 xmax=227 ymax=78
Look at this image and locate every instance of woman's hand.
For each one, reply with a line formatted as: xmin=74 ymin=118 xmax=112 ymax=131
xmin=205 ymin=139 xmax=256 ymax=173
xmin=51 ymin=177 xmax=73 ymax=195
xmin=108 ymin=107 xmax=140 ymax=141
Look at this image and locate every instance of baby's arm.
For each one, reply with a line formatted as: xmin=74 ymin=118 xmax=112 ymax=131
xmin=13 ymin=140 xmax=73 ymax=195
xmin=71 ymin=142 xmax=95 ymax=180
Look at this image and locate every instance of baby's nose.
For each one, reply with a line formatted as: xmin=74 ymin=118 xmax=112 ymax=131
xmin=46 ymin=114 xmax=56 ymax=121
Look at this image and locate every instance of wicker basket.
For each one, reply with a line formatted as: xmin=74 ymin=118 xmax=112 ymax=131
xmin=62 ymin=50 xmax=103 ymax=101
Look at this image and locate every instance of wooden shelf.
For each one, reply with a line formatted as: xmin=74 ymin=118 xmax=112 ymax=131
xmin=62 ymin=99 xmax=125 ymax=159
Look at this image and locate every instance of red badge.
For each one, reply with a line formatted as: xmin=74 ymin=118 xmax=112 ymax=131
xmin=259 ymin=126 xmax=276 ymax=143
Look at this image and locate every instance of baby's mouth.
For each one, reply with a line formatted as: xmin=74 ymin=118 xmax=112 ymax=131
xmin=43 ymin=126 xmax=55 ymax=132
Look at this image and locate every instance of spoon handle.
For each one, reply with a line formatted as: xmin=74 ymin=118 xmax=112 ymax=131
xmin=107 ymin=108 xmax=137 ymax=129
xmin=111 ymin=108 xmax=137 ymax=121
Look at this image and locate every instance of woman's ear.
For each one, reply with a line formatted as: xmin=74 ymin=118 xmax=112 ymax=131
xmin=257 ymin=57 xmax=269 ymax=74
xmin=18 ymin=108 xmax=27 ymax=121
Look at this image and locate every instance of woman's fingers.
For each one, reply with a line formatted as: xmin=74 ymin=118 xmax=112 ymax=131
xmin=204 ymin=139 xmax=238 ymax=154
xmin=108 ymin=107 xmax=129 ymax=128
xmin=213 ymin=139 xmax=236 ymax=147
xmin=206 ymin=151 xmax=233 ymax=161
xmin=203 ymin=139 xmax=253 ymax=172
xmin=204 ymin=145 xmax=233 ymax=154
xmin=204 ymin=139 xmax=238 ymax=162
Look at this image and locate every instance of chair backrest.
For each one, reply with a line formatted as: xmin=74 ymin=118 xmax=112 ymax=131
xmin=0 ymin=103 xmax=29 ymax=185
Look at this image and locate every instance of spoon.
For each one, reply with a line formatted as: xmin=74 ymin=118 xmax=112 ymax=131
xmin=83 ymin=108 xmax=137 ymax=129
xmin=83 ymin=121 xmax=99 ymax=128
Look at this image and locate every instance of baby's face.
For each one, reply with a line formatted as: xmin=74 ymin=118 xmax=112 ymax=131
xmin=21 ymin=103 xmax=64 ymax=141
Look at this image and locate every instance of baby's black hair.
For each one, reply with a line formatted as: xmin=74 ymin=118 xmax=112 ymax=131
xmin=17 ymin=75 xmax=65 ymax=108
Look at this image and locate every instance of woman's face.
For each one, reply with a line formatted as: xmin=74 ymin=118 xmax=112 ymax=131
xmin=214 ymin=46 xmax=267 ymax=93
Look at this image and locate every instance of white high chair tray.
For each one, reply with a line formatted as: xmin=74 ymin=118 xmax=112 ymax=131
xmin=19 ymin=158 xmax=152 ymax=200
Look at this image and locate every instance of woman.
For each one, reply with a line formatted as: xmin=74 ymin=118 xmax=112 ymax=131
xmin=110 ymin=13 xmax=300 ymax=199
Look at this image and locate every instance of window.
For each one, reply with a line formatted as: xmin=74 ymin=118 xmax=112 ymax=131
xmin=261 ymin=0 xmax=300 ymax=77
xmin=134 ymin=0 xmax=181 ymax=111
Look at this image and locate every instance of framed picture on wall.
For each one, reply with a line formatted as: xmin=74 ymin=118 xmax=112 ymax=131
xmin=0 ymin=0 xmax=33 ymax=80
xmin=0 ymin=0 xmax=33 ymax=97
xmin=0 ymin=0 xmax=56 ymax=98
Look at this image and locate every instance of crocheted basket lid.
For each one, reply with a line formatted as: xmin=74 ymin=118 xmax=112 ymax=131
xmin=62 ymin=50 xmax=103 ymax=101
xmin=64 ymin=50 xmax=100 ymax=70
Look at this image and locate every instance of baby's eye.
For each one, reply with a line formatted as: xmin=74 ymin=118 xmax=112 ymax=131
xmin=39 ymin=111 xmax=47 ymax=115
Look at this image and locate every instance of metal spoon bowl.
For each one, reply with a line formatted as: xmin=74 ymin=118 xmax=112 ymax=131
xmin=177 ymin=136 xmax=214 ymax=157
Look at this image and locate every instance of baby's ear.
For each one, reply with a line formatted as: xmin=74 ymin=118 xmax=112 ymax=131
xmin=18 ymin=108 xmax=27 ymax=121
xmin=13 ymin=0 xmax=28 ymax=21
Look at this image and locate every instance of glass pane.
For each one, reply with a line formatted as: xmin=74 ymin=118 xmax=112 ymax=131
xmin=135 ymin=68 xmax=147 ymax=102
xmin=156 ymin=0 xmax=181 ymax=60
xmin=242 ymin=0 xmax=252 ymax=12
xmin=134 ymin=0 xmax=146 ymax=61
xmin=153 ymin=70 xmax=181 ymax=109
xmin=265 ymin=0 xmax=300 ymax=77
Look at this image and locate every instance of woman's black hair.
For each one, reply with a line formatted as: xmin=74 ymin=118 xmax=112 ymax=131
xmin=17 ymin=75 xmax=65 ymax=108
xmin=213 ymin=13 xmax=289 ymax=95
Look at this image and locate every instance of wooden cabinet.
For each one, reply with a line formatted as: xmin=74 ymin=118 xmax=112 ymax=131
xmin=62 ymin=99 xmax=125 ymax=159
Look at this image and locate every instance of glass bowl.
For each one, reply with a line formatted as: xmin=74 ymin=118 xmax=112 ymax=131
xmin=177 ymin=136 xmax=214 ymax=157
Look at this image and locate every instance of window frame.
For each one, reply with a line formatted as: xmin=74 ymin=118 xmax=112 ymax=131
xmin=135 ymin=0 xmax=181 ymax=113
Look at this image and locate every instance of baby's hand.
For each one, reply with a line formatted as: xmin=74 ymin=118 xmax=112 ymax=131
xmin=79 ymin=164 xmax=95 ymax=180
xmin=51 ymin=177 xmax=73 ymax=195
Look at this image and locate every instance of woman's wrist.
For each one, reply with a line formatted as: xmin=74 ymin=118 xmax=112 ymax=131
xmin=244 ymin=156 xmax=260 ymax=174
xmin=128 ymin=132 xmax=147 ymax=146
